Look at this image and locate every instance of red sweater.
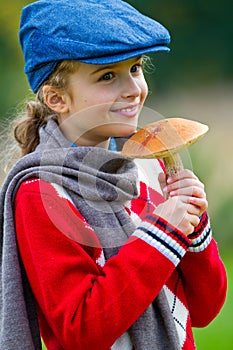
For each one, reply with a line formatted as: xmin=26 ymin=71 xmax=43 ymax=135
xmin=15 ymin=166 xmax=227 ymax=350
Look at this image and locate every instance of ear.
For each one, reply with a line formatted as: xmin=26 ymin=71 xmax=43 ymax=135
xmin=42 ymin=85 xmax=69 ymax=114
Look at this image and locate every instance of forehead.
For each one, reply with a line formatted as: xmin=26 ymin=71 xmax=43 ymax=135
xmin=79 ymin=56 xmax=143 ymax=74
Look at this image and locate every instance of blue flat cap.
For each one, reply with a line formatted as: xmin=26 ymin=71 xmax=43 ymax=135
xmin=19 ymin=0 xmax=171 ymax=93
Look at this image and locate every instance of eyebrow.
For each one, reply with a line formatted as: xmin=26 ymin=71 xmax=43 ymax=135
xmin=90 ymin=65 xmax=117 ymax=76
xmin=90 ymin=56 xmax=142 ymax=75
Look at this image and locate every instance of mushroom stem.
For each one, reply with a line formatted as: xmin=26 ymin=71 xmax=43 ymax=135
xmin=162 ymin=153 xmax=184 ymax=199
xmin=163 ymin=152 xmax=184 ymax=177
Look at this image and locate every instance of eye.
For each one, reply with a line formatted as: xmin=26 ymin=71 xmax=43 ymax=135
xmin=100 ymin=72 xmax=114 ymax=81
xmin=131 ymin=63 xmax=142 ymax=74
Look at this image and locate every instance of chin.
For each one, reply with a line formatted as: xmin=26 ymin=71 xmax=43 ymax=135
xmin=113 ymin=124 xmax=137 ymax=138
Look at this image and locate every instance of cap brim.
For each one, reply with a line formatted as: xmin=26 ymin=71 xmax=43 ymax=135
xmin=77 ymin=46 xmax=170 ymax=65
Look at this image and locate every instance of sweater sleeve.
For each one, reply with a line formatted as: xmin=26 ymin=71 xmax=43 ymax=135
xmin=15 ymin=179 xmax=191 ymax=350
xmin=178 ymin=212 xmax=227 ymax=327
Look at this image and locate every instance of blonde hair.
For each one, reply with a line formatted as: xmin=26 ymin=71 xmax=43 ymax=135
xmin=13 ymin=60 xmax=80 ymax=157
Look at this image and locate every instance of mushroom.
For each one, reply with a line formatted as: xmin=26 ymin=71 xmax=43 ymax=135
xmin=122 ymin=117 xmax=209 ymax=177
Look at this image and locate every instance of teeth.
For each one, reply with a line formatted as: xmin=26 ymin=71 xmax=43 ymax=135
xmin=121 ymin=106 xmax=137 ymax=112
xmin=111 ymin=105 xmax=138 ymax=113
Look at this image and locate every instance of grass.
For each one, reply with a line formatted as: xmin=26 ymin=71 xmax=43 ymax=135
xmin=193 ymin=250 xmax=233 ymax=349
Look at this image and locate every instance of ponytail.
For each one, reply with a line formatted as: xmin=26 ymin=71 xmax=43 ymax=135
xmin=13 ymin=99 xmax=55 ymax=156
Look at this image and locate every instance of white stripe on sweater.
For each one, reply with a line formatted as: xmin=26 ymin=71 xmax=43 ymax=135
xmin=133 ymin=221 xmax=187 ymax=266
xmin=189 ymin=221 xmax=212 ymax=252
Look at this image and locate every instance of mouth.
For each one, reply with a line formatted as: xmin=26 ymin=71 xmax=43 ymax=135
xmin=110 ymin=103 xmax=140 ymax=118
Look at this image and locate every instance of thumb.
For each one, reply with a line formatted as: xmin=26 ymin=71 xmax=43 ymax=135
xmin=158 ymin=172 xmax=167 ymax=196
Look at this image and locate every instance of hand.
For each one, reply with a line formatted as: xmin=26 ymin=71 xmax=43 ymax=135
xmin=165 ymin=169 xmax=208 ymax=216
xmin=157 ymin=170 xmax=208 ymax=236
xmin=155 ymin=196 xmax=201 ymax=236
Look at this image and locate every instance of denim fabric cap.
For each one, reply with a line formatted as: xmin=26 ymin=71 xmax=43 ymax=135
xmin=19 ymin=0 xmax=171 ymax=93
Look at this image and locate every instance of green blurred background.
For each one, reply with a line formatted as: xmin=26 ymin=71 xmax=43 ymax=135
xmin=1 ymin=1 xmax=232 ymax=348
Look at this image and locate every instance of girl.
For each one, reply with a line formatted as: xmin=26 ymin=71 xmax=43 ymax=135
xmin=0 ymin=1 xmax=227 ymax=349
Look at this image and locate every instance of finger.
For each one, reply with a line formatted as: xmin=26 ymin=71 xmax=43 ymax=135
xmin=187 ymin=204 xmax=201 ymax=216
xmin=166 ymin=177 xmax=204 ymax=191
xmin=158 ymin=172 xmax=167 ymax=191
xmin=189 ymin=197 xmax=208 ymax=213
xmin=163 ymin=196 xmax=199 ymax=215
xmin=188 ymin=213 xmax=201 ymax=228
xmin=179 ymin=213 xmax=200 ymax=236
xmin=167 ymin=169 xmax=198 ymax=184
xmin=173 ymin=196 xmax=207 ymax=216
xmin=169 ymin=185 xmax=206 ymax=198
xmin=166 ymin=196 xmax=203 ymax=216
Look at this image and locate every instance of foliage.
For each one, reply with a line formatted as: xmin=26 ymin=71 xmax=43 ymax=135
xmin=128 ymin=0 xmax=233 ymax=88
xmin=0 ymin=1 xmax=31 ymax=119
xmin=212 ymin=197 xmax=233 ymax=246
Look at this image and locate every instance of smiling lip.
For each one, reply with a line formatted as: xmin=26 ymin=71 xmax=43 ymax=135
xmin=110 ymin=104 xmax=140 ymax=118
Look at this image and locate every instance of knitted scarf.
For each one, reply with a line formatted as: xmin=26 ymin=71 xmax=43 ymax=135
xmin=0 ymin=119 xmax=180 ymax=350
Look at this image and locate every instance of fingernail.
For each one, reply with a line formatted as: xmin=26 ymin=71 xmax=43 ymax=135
xmin=163 ymin=186 xmax=168 ymax=193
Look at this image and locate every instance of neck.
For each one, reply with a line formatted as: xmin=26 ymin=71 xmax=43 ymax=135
xmin=58 ymin=121 xmax=110 ymax=149
xmin=75 ymin=136 xmax=110 ymax=149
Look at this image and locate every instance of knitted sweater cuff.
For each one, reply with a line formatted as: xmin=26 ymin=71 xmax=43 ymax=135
xmin=132 ymin=214 xmax=191 ymax=267
xmin=187 ymin=211 xmax=212 ymax=253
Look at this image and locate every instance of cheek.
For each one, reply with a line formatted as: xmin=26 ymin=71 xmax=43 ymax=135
xmin=141 ymin=79 xmax=148 ymax=101
xmin=79 ymin=92 xmax=113 ymax=109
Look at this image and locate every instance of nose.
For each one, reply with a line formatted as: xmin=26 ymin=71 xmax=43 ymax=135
xmin=120 ymin=75 xmax=141 ymax=100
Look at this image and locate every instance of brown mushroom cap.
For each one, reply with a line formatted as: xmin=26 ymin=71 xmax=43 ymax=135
xmin=122 ymin=118 xmax=209 ymax=158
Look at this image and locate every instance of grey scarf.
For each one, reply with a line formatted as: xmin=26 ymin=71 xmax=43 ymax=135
xmin=0 ymin=119 xmax=180 ymax=350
